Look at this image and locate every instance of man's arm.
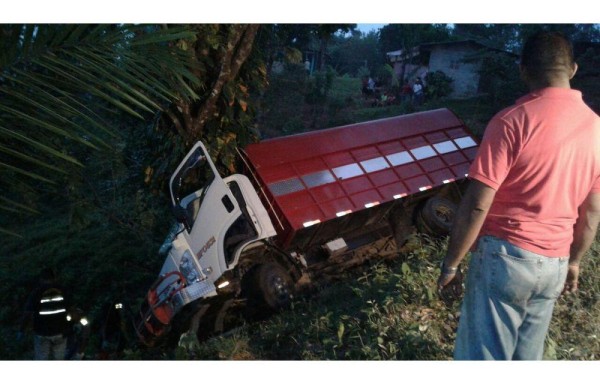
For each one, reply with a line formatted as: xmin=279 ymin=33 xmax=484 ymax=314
xmin=564 ymin=192 xmax=600 ymax=294
xmin=438 ymin=179 xmax=496 ymax=289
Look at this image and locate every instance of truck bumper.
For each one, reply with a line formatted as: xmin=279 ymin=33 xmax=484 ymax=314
xmin=135 ymin=272 xmax=217 ymax=346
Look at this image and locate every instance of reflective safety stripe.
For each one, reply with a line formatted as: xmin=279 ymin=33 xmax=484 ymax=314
xmin=40 ymin=296 xmax=64 ymax=303
xmin=39 ymin=308 xmax=66 ymax=315
xmin=303 ymin=219 xmax=321 ymax=227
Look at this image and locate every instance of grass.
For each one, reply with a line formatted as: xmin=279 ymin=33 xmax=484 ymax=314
xmin=165 ymin=233 xmax=600 ymax=361
xmin=170 ymin=235 xmax=457 ymax=360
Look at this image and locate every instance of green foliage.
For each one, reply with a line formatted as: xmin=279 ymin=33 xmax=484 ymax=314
xmin=572 ymin=46 xmax=600 ymax=114
xmin=378 ymin=24 xmax=452 ymax=61
xmin=356 ymin=66 xmax=370 ymax=79
xmin=453 ymin=24 xmax=600 ymax=53
xmin=475 ymin=50 xmax=527 ymax=107
xmin=329 ymin=30 xmax=383 ymax=76
xmin=375 ymin=64 xmax=397 ymax=89
xmin=305 ymin=67 xmax=337 ymax=105
xmin=424 ymin=71 xmax=453 ymax=100
xmin=256 ymin=64 xmax=309 ymax=137
xmin=145 ymin=24 xmax=267 ymax=187
xmin=0 ymin=24 xmax=200 ymax=228
xmin=546 ymin=238 xmax=600 ymax=360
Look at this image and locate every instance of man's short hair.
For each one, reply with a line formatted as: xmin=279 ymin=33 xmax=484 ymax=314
xmin=520 ymin=31 xmax=575 ymax=81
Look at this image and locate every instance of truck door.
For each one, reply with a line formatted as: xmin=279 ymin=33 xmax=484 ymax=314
xmin=169 ymin=142 xmax=249 ymax=276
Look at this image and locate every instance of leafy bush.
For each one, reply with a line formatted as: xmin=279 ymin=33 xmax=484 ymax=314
xmin=425 ymin=71 xmax=453 ymax=100
xmin=375 ymin=63 xmax=398 ymax=89
xmin=255 ymin=64 xmax=308 ymax=138
xmin=305 ymin=66 xmax=337 ymax=105
xmin=476 ymin=51 xmax=527 ymax=106
xmin=356 ymin=66 xmax=370 ymax=79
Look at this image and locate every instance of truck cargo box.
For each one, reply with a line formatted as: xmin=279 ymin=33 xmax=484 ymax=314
xmin=243 ymin=108 xmax=478 ymax=249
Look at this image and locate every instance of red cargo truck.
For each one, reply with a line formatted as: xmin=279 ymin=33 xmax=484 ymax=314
xmin=135 ymin=108 xmax=479 ymax=345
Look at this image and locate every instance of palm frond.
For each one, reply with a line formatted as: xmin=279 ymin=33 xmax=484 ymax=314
xmin=0 ymin=24 xmax=201 ymax=230
xmin=0 ymin=227 xmax=23 ymax=238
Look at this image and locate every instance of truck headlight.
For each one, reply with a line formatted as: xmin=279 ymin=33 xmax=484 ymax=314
xmin=179 ymin=250 xmax=199 ymax=283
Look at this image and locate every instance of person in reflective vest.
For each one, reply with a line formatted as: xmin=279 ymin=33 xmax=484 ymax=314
xmin=20 ymin=267 xmax=72 ymax=360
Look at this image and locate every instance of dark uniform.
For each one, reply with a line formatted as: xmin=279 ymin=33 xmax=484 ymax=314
xmin=23 ymin=281 xmax=70 ymax=359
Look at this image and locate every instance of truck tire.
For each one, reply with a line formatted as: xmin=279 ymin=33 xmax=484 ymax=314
xmin=244 ymin=262 xmax=294 ymax=319
xmin=416 ymin=196 xmax=457 ymax=236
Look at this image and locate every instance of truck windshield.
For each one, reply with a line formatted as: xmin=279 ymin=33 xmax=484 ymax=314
xmin=171 ymin=147 xmax=215 ymax=225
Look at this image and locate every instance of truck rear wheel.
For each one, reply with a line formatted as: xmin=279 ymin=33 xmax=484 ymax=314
xmin=416 ymin=196 xmax=457 ymax=236
xmin=243 ymin=262 xmax=294 ymax=319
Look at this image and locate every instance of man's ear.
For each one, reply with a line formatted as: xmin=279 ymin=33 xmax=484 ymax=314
xmin=570 ymin=63 xmax=578 ymax=79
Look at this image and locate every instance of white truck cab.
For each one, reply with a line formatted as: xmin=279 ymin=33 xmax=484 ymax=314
xmin=136 ymin=142 xmax=275 ymax=342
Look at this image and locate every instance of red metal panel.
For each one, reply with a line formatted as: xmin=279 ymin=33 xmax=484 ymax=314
xmin=441 ymin=151 xmax=467 ymax=166
xmin=447 ymin=127 xmax=470 ymax=139
xmin=378 ymin=141 xmax=405 ymax=155
xmin=323 ymin=152 xmax=354 ymax=168
xmin=310 ymin=183 xmax=347 ymax=202
xmin=245 ymin=109 xmax=466 ymax=167
xmin=352 ymin=147 xmax=381 ymax=162
xmin=425 ymin=131 xmax=449 ymax=143
xmin=452 ymin=163 xmax=471 ymax=178
xmin=294 ymin=157 xmax=327 ymax=175
xmin=287 ymin=205 xmax=325 ymax=229
xmin=341 ymin=175 xmax=373 ymax=195
xmin=464 ymin=147 xmax=478 ymax=160
xmin=368 ymin=169 xmax=399 ymax=187
xmin=404 ymin=175 xmax=434 ymax=194
xmin=350 ymin=189 xmax=383 ymax=208
xmin=277 ymin=190 xmax=315 ymax=210
xmin=420 ymin=157 xmax=446 ymax=173
xmin=243 ymin=108 xmax=479 ymax=248
xmin=378 ymin=181 xmax=409 ymax=200
xmin=259 ymin=163 xmax=295 ymax=183
xmin=319 ymin=197 xmax=355 ymax=218
xmin=429 ymin=168 xmax=457 ymax=184
xmin=402 ymin=136 xmax=428 ymax=148
xmin=393 ymin=163 xmax=422 ymax=179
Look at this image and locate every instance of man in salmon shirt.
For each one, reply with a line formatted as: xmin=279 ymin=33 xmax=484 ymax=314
xmin=437 ymin=31 xmax=600 ymax=360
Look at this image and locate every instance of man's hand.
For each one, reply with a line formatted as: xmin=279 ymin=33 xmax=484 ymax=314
xmin=562 ymin=264 xmax=580 ymax=294
xmin=437 ymin=267 xmax=464 ymax=306
xmin=435 ymin=180 xmax=494 ymax=307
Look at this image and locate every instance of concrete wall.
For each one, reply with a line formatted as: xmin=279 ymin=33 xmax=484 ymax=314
xmin=428 ymin=45 xmax=482 ymax=97
xmin=391 ymin=62 xmax=427 ymax=83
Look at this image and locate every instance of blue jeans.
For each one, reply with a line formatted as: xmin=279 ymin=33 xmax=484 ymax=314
xmin=454 ymin=236 xmax=568 ymax=360
xmin=34 ymin=334 xmax=67 ymax=360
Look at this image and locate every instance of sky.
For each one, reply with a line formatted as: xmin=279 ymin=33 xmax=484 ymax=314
xmin=356 ymin=24 xmax=387 ymax=34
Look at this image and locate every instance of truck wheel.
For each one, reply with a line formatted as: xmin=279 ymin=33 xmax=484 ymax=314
xmin=244 ymin=263 xmax=294 ymax=319
xmin=416 ymin=196 xmax=457 ymax=236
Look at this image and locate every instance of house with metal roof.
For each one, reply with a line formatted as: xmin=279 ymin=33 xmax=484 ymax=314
xmin=387 ymin=40 xmax=517 ymax=98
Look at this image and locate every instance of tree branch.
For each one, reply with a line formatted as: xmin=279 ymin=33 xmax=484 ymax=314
xmin=164 ymin=107 xmax=190 ymax=143
xmin=189 ymin=24 xmax=258 ymax=140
